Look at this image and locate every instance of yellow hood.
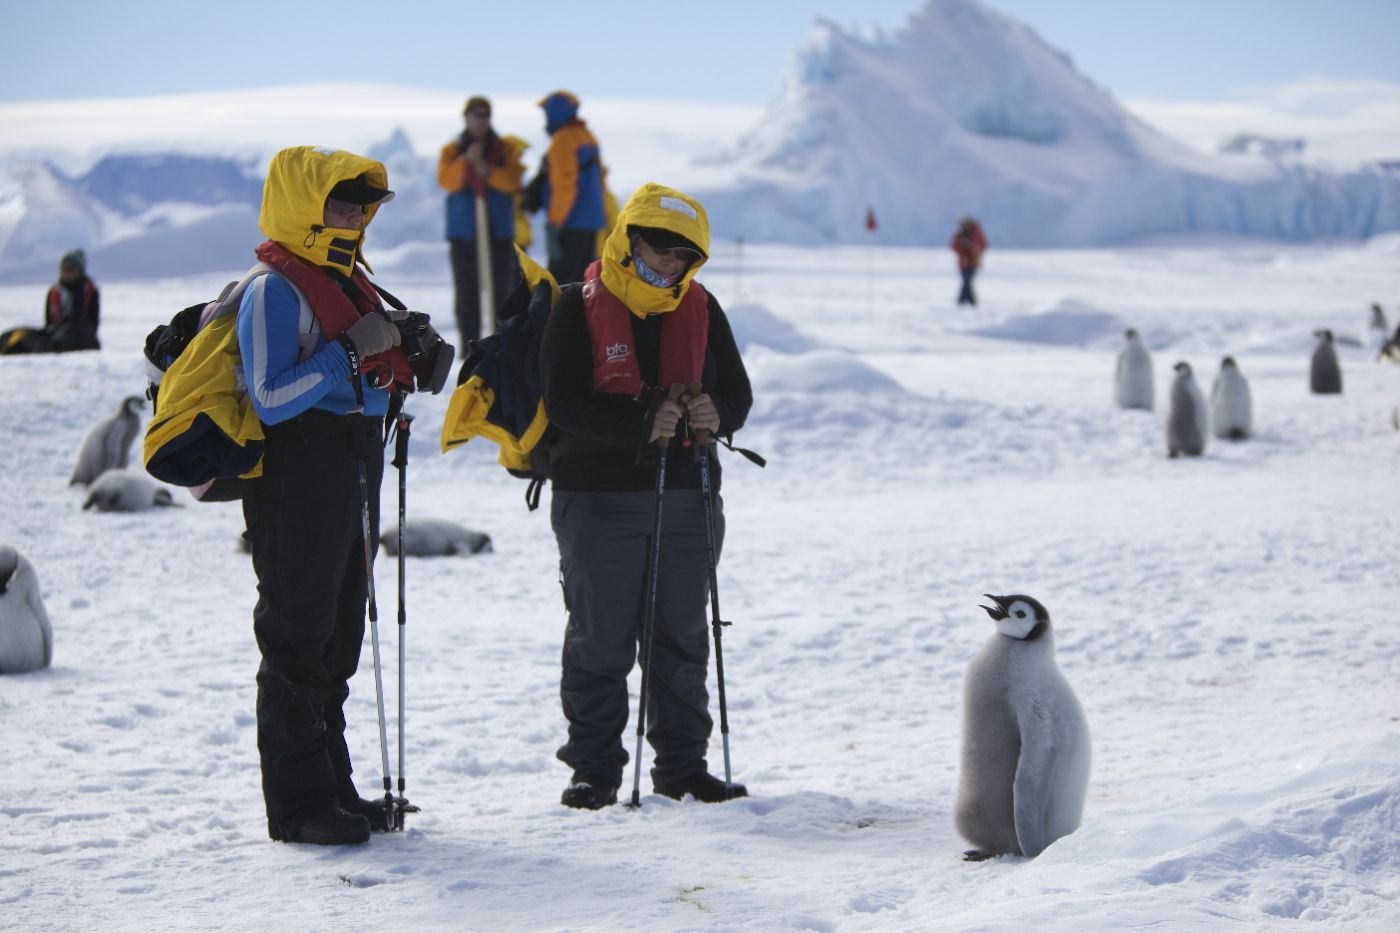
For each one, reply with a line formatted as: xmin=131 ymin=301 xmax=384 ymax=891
xmin=599 ymin=182 xmax=710 ymax=317
xmin=258 ymin=146 xmax=391 ymax=275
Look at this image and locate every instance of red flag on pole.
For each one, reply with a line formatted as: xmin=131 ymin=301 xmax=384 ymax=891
xmin=865 ymin=207 xmax=877 ymax=232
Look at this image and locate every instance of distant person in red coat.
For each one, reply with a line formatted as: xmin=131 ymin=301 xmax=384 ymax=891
xmin=951 ymin=216 xmax=988 ymax=307
xmin=1 ymin=249 xmax=100 ymax=355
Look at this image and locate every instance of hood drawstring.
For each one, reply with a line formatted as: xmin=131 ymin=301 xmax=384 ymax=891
xmin=304 ymin=227 xmax=323 ymax=249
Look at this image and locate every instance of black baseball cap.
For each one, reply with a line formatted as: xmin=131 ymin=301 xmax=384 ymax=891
xmin=328 ymin=173 xmax=394 ymax=206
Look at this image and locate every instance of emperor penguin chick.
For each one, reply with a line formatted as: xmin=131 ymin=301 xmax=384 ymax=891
xmin=1114 ymin=328 xmax=1155 ymax=411
xmin=1166 ymin=361 xmax=1208 ymax=457
xmin=0 ymin=546 xmax=53 ymax=673
xmin=82 ymin=470 xmax=178 ymax=513
xmin=1310 ymin=329 xmax=1342 ymax=394
xmin=1210 ymin=356 xmax=1252 ymax=440
xmin=956 ymin=594 xmax=1090 ymax=861
xmin=71 ymin=395 xmax=145 ymax=486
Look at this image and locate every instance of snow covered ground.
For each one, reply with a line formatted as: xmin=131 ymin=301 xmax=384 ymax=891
xmin=2 ymin=238 xmax=1398 ymax=931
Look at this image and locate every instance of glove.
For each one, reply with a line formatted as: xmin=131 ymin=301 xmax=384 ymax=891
xmin=344 ymin=311 xmax=401 ymax=358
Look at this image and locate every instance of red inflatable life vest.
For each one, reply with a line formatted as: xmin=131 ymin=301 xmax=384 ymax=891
xmin=581 ymin=260 xmax=708 ymax=396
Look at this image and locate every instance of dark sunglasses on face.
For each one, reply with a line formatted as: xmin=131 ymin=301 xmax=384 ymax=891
xmin=325 ymin=197 xmax=366 ymax=218
xmin=640 ymin=239 xmax=701 ymax=263
xmin=466 ymin=109 xmax=490 ymax=119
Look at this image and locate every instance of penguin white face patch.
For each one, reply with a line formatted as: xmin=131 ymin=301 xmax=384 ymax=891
xmin=995 ymin=600 xmax=1039 ymax=639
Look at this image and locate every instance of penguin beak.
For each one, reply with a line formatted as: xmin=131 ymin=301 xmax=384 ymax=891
xmin=980 ymin=594 xmax=1008 ymax=622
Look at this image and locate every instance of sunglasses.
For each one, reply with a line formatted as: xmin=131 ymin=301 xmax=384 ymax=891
xmin=639 ymin=239 xmax=701 ymax=263
xmin=325 ymin=197 xmax=367 ymax=217
xmin=465 ymin=109 xmax=490 ymax=119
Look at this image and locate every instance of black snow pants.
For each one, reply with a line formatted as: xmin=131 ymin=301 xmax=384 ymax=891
xmin=551 ymin=488 xmax=723 ymax=789
xmin=242 ymin=410 xmax=383 ymax=832
xmin=547 ymin=228 xmax=599 ymax=288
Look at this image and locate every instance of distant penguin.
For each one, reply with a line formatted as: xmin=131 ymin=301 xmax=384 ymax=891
xmin=70 ymin=395 xmax=145 ymax=486
xmin=956 ymin=594 xmax=1090 ymax=861
xmin=382 ymin=519 xmax=493 ymax=557
xmin=1210 ymin=356 xmax=1253 ymax=440
xmin=1370 ymin=303 xmax=1388 ymax=335
xmin=82 ymin=470 xmax=178 ymax=513
xmin=0 ymin=546 xmax=53 ymax=673
xmin=1166 ymin=361 xmax=1208 ymax=458
xmin=1310 ymin=329 xmax=1343 ymax=394
xmin=1114 ymin=328 xmax=1154 ymax=411
xmin=1379 ymin=324 xmax=1400 ymax=364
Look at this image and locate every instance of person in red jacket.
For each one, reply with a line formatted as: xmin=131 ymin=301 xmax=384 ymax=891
xmin=950 ymin=216 xmax=988 ymax=306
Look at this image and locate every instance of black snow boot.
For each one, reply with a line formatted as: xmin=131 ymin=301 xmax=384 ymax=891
xmin=345 ymin=796 xmax=395 ymax=832
xmin=653 ymin=772 xmax=748 ymax=803
xmin=270 ymin=804 xmax=371 ymax=845
xmin=561 ymin=779 xmax=618 ymax=810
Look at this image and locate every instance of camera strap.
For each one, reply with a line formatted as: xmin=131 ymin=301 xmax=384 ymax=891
xmin=368 ymin=280 xmax=408 ymax=312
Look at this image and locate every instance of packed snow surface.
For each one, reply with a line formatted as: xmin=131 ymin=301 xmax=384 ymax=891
xmin=2 ymin=237 xmax=1398 ymax=931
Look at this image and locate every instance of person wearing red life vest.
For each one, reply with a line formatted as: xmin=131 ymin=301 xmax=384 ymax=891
xmin=237 ymin=145 xmax=445 ymax=846
xmin=951 ymin=215 xmax=989 ymax=306
xmin=539 ymin=183 xmax=753 ymax=809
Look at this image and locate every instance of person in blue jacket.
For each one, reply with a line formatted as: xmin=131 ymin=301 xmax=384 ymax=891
xmin=236 ymin=145 xmax=444 ymax=846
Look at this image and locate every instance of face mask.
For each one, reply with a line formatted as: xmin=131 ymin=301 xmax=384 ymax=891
xmin=632 ymin=250 xmax=677 ymax=288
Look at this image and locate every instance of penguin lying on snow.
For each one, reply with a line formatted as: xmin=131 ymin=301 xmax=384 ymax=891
xmin=1210 ymin=356 xmax=1252 ymax=440
xmin=381 ymin=519 xmax=493 ymax=557
xmin=82 ymin=470 xmax=178 ymax=513
xmin=956 ymin=594 xmax=1090 ymax=861
xmin=0 ymin=545 xmax=53 ymax=673
xmin=1166 ymin=361 xmax=1208 ymax=458
xmin=71 ymin=395 xmax=145 ymax=486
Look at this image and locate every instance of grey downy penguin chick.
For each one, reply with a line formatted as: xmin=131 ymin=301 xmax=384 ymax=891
xmin=956 ymin=594 xmax=1090 ymax=861
xmin=382 ymin=519 xmax=493 ymax=557
xmin=1166 ymin=361 xmax=1208 ymax=457
xmin=1310 ymin=329 xmax=1342 ymax=394
xmin=0 ymin=545 xmax=54 ymax=673
xmin=71 ymin=395 xmax=145 ymax=486
xmin=1114 ymin=328 xmax=1155 ymax=411
xmin=1210 ymin=356 xmax=1252 ymax=440
xmin=82 ymin=469 xmax=178 ymax=513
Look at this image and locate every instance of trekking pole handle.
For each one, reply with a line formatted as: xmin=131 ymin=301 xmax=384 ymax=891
xmin=654 ymin=383 xmax=686 ymax=448
xmin=686 ymin=381 xmax=713 ymax=447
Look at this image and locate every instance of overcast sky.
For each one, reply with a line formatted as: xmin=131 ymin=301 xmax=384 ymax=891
xmin=3 ymin=0 xmax=1398 ymax=107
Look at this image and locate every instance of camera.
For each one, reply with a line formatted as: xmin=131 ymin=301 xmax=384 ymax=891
xmin=393 ymin=311 xmax=435 ymax=361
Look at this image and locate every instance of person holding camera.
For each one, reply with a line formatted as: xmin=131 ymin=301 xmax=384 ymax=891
xmin=237 ymin=145 xmax=447 ymax=845
xmin=539 ymin=183 xmax=753 ymax=809
xmin=438 ymin=95 xmax=524 ymax=343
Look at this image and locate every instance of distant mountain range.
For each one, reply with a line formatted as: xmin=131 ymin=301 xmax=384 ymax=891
xmin=2 ymin=0 xmax=1398 ymax=281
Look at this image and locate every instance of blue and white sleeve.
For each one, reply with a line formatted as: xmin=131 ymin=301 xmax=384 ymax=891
xmin=237 ymin=274 xmax=352 ymax=424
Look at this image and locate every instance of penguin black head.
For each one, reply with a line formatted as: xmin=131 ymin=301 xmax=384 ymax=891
xmin=1173 ymin=361 xmax=1193 ymax=376
xmin=1221 ymin=356 xmax=1237 ymax=369
xmin=1124 ymin=328 xmax=1138 ymax=340
xmin=1313 ymin=328 xmax=1334 ymax=343
xmin=0 ymin=545 xmax=17 ymax=595
xmin=980 ymin=594 xmax=1050 ymax=641
xmin=121 ymin=396 xmax=146 ymax=416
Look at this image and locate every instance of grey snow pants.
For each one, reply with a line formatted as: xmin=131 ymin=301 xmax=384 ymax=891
xmin=551 ymin=488 xmax=724 ymax=788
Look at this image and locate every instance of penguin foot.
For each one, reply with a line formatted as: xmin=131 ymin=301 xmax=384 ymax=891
xmin=962 ymin=849 xmax=997 ymax=862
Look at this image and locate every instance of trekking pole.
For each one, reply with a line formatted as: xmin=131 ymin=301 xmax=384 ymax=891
xmin=627 ymin=384 xmax=685 ymax=809
xmin=390 ymin=410 xmax=417 ymax=829
xmin=357 ymin=450 xmax=396 ymax=822
xmin=687 ymin=383 xmax=737 ymax=797
xmin=474 ymin=185 xmax=496 ymax=336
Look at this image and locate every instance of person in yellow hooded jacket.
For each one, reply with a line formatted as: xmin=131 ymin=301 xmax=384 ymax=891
xmin=238 ymin=146 xmax=445 ymax=845
xmin=539 ymin=182 xmax=753 ymax=809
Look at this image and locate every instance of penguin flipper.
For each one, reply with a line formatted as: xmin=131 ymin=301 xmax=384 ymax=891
xmin=1013 ymin=729 xmax=1055 ymax=859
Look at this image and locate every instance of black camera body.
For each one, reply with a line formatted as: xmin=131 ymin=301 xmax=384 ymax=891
xmin=394 ymin=311 xmax=434 ymax=361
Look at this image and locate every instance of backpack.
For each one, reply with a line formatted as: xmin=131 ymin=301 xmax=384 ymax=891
xmin=441 ymin=249 xmax=561 ymax=510
xmin=142 ymin=263 xmax=307 ymax=502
